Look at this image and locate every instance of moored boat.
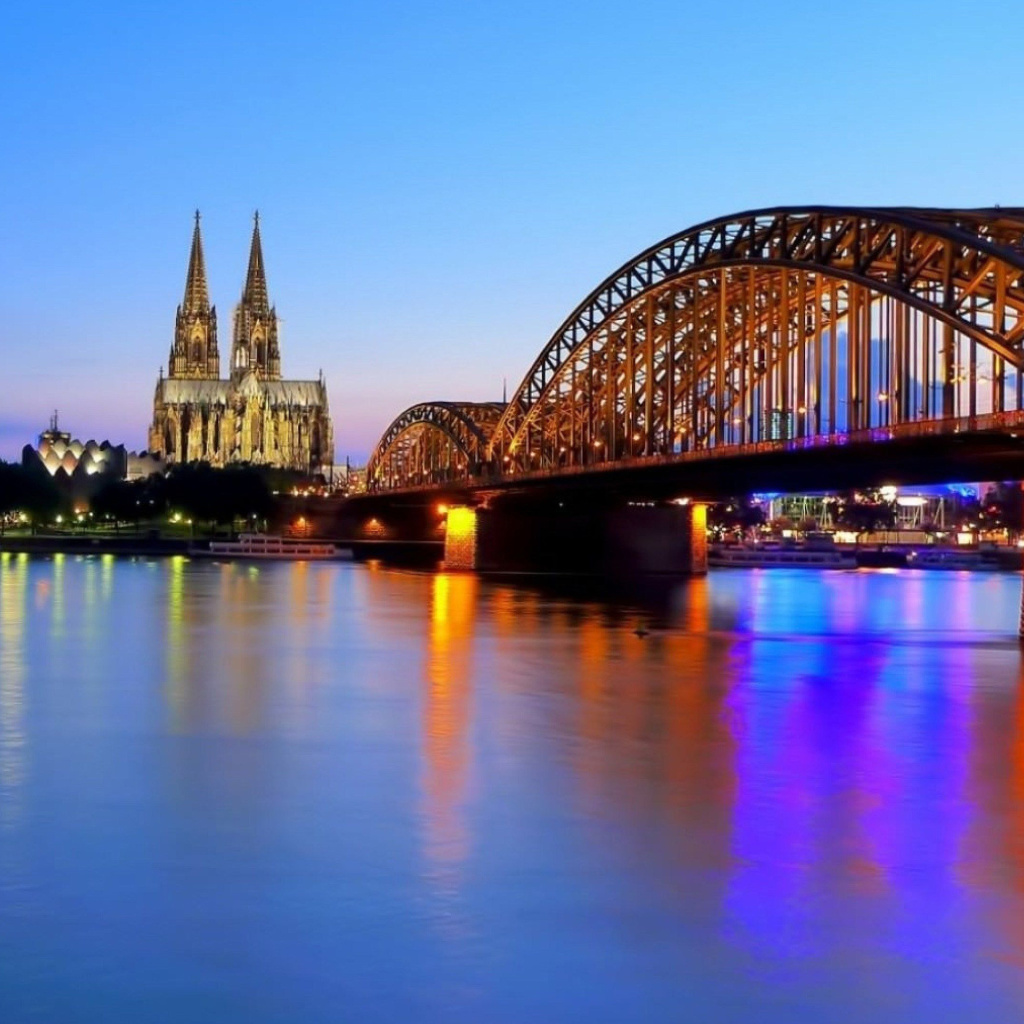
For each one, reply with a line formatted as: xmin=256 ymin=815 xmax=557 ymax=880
xmin=709 ymin=545 xmax=857 ymax=569
xmin=906 ymin=548 xmax=1005 ymax=571
xmin=197 ymin=533 xmax=350 ymax=560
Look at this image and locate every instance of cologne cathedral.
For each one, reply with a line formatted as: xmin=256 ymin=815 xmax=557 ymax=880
xmin=149 ymin=213 xmax=333 ymax=475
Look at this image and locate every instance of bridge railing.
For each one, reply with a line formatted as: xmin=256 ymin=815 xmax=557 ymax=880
xmin=368 ymin=408 xmax=1024 ymax=495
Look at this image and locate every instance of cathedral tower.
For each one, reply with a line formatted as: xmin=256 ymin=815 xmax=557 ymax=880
xmin=151 ymin=211 xmax=333 ymax=475
xmin=231 ymin=212 xmax=281 ymax=381
xmin=168 ymin=212 xmax=219 ymax=379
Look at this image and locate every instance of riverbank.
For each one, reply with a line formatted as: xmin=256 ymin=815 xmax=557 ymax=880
xmin=0 ymin=533 xmax=444 ymax=565
xmin=0 ymin=534 xmax=193 ymax=557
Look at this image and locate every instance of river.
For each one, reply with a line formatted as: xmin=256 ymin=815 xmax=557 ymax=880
xmin=1 ymin=552 xmax=1023 ymax=1021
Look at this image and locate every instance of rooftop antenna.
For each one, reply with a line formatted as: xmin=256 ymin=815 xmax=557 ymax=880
xmin=50 ymin=409 xmax=59 ymax=432
xmin=502 ymin=377 xmax=507 ymax=403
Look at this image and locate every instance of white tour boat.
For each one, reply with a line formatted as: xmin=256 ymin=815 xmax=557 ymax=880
xmin=202 ymin=533 xmax=349 ymax=560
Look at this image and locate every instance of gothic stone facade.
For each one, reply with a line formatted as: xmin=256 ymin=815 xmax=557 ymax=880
xmin=149 ymin=213 xmax=333 ymax=474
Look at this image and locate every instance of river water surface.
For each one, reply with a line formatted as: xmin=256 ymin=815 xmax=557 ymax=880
xmin=2 ymin=553 xmax=1024 ymax=1022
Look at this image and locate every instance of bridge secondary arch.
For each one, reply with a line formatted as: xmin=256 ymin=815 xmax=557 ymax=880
xmin=367 ymin=401 xmax=505 ymax=490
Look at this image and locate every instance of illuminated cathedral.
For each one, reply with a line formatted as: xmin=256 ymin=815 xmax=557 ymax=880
xmin=149 ymin=213 xmax=333 ymax=475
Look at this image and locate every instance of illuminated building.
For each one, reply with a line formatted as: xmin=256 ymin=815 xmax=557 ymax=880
xmin=149 ymin=213 xmax=334 ymax=475
xmin=20 ymin=412 xmax=162 ymax=502
xmin=22 ymin=409 xmax=130 ymax=476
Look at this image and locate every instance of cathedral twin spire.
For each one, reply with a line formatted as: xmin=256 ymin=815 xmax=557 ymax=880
xmin=168 ymin=211 xmax=219 ymax=379
xmin=182 ymin=210 xmax=209 ymax=314
xmin=167 ymin=211 xmax=280 ymax=382
xmin=241 ymin=212 xmax=270 ymax=314
xmin=232 ymin=211 xmax=281 ymax=381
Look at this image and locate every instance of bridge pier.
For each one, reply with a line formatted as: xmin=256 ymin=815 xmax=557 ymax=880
xmin=442 ymin=500 xmax=708 ymax=576
xmin=443 ymin=506 xmax=480 ymax=570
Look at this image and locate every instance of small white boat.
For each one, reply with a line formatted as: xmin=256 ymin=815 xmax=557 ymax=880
xmin=906 ymin=548 xmax=1004 ymax=571
xmin=201 ymin=533 xmax=349 ymax=560
xmin=710 ymin=545 xmax=857 ymax=569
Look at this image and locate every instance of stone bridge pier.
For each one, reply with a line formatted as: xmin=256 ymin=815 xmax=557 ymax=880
xmin=443 ymin=500 xmax=708 ymax=576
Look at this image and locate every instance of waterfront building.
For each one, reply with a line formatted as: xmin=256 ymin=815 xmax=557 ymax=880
xmin=148 ymin=213 xmax=334 ymax=476
xmin=20 ymin=412 xmax=162 ymax=505
xmin=765 ymin=486 xmax=974 ymax=535
xmin=23 ymin=412 xmax=127 ymax=481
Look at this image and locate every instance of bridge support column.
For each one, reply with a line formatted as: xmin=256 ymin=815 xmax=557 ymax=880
xmin=443 ymin=506 xmax=479 ymax=570
xmin=683 ymin=502 xmax=709 ymax=575
xmin=440 ymin=501 xmax=707 ymax=576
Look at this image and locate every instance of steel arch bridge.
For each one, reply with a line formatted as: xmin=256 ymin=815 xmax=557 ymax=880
xmin=368 ymin=206 xmax=1024 ymax=492
xmin=367 ymin=401 xmax=505 ymax=491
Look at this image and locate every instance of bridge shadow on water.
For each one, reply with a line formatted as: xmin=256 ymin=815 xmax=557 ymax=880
xmin=473 ymin=571 xmax=724 ymax=634
xmin=367 ymin=551 xmax=1024 ymax=651
xmin=366 ymin=549 xmax=738 ymax=634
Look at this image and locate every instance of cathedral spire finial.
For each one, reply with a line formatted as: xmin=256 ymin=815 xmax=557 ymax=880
xmin=183 ymin=210 xmax=210 ymax=313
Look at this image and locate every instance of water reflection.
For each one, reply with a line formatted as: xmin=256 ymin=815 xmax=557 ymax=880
xmin=0 ymin=553 xmax=27 ymax=829
xmin=165 ymin=555 xmax=188 ymax=726
xmin=959 ymin=657 xmax=1024 ymax=968
xmin=421 ymin=574 xmax=476 ymax=928
xmin=1 ymin=557 xmax=1024 ymax=1020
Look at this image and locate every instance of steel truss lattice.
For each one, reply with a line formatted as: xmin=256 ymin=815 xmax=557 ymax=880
xmin=370 ymin=207 xmax=1024 ymax=491
xmin=367 ymin=402 xmax=505 ymax=491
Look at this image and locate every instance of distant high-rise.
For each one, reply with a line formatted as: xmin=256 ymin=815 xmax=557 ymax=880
xmin=149 ymin=213 xmax=334 ymax=475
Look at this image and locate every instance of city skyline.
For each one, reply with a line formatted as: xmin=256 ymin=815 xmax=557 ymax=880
xmin=4 ymin=1 xmax=1024 ymax=462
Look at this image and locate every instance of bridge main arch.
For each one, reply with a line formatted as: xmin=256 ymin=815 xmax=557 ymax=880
xmin=488 ymin=206 xmax=1024 ymax=474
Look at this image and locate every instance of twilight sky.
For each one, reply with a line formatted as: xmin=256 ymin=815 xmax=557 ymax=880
xmin=2 ymin=0 xmax=1024 ymax=462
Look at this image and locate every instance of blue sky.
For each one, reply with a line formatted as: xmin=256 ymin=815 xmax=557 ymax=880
xmin=2 ymin=0 xmax=1023 ymax=462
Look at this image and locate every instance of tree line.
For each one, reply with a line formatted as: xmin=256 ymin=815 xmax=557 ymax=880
xmin=0 ymin=461 xmax=311 ymax=534
xmin=0 ymin=461 xmax=65 ymax=529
